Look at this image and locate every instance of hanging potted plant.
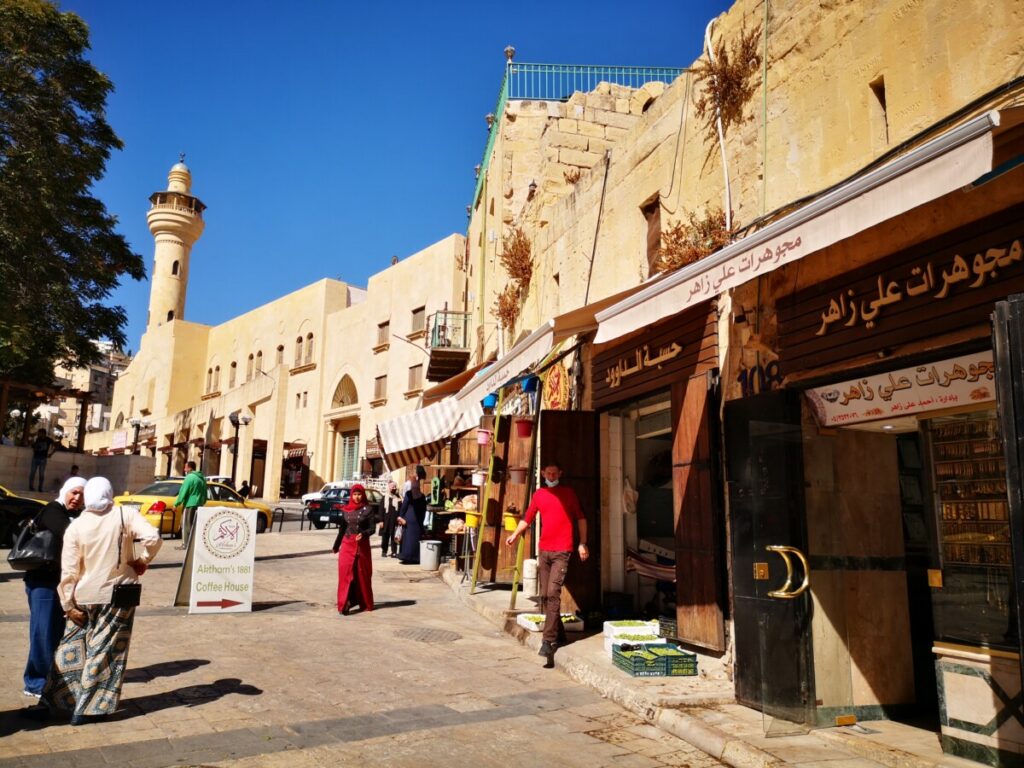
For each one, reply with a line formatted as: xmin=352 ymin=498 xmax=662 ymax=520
xmin=508 ymin=466 xmax=529 ymax=484
xmin=514 ymin=415 xmax=534 ymax=439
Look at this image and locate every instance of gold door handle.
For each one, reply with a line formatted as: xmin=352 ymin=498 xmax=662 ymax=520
xmin=766 ymin=545 xmax=811 ymax=599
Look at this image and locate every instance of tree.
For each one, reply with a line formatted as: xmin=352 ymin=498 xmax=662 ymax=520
xmin=0 ymin=0 xmax=144 ymax=386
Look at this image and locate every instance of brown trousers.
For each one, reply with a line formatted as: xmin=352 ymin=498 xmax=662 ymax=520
xmin=537 ymin=550 xmax=571 ymax=644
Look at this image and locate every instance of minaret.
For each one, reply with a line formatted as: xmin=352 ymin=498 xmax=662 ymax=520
xmin=145 ymin=156 xmax=206 ymax=332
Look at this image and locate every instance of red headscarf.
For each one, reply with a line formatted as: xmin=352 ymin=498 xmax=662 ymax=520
xmin=342 ymin=484 xmax=367 ymax=512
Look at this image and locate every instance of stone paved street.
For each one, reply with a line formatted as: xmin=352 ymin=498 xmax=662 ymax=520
xmin=0 ymin=530 xmax=724 ymax=768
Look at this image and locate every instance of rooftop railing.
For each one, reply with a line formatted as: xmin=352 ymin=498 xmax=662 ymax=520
xmin=472 ymin=61 xmax=686 ymax=205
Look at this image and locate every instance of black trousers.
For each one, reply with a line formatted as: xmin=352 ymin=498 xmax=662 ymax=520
xmin=380 ymin=506 xmax=400 ymax=555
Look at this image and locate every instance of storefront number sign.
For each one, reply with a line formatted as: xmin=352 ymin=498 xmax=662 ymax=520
xmin=736 ymin=361 xmax=783 ymax=398
xmin=805 ymin=351 xmax=995 ymax=427
xmin=188 ymin=506 xmax=257 ymax=614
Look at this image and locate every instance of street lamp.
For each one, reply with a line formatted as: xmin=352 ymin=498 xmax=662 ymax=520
xmin=9 ymin=409 xmax=22 ymax=445
xmin=228 ymin=411 xmax=252 ymax=486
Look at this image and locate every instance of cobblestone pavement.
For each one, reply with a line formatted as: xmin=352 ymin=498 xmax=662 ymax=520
xmin=0 ymin=530 xmax=724 ymax=768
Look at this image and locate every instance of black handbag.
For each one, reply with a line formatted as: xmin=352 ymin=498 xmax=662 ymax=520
xmin=6 ymin=513 xmax=60 ymax=571
xmin=111 ymin=508 xmax=142 ymax=608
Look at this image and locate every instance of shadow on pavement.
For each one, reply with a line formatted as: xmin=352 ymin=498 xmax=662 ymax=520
xmin=369 ymin=600 xmax=417 ymax=610
xmin=118 ymin=677 xmax=263 ymax=718
xmin=251 ymin=600 xmax=306 ymax=612
xmin=124 ymin=658 xmax=211 ymax=683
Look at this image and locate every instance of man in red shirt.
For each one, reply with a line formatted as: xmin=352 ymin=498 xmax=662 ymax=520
xmin=506 ymin=462 xmax=589 ymax=663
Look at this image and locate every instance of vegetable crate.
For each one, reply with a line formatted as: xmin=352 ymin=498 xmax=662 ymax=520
xmin=603 ymin=620 xmax=659 ymax=638
xmin=517 ymin=613 xmax=585 ymax=633
xmin=612 ymin=644 xmax=698 ymax=677
xmin=658 ymin=615 xmax=678 ymax=639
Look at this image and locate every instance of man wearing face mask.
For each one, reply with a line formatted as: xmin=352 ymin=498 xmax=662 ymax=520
xmin=506 ymin=463 xmax=588 ymax=663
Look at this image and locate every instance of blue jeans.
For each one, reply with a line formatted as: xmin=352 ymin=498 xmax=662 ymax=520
xmin=29 ymin=456 xmax=47 ymax=490
xmin=24 ymin=576 xmax=66 ymax=694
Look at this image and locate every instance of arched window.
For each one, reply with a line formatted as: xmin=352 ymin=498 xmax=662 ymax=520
xmin=206 ymin=367 xmax=213 ymax=393
xmin=246 ymin=354 xmax=254 ymax=382
xmin=305 ymin=333 xmax=314 ymax=364
xmin=294 ymin=336 xmax=303 ymax=366
xmin=255 ymin=350 xmax=263 ymax=374
xmin=214 ymin=365 xmax=220 ymax=391
xmin=229 ymin=362 xmax=237 ymax=388
xmin=171 ymin=260 xmax=179 ymax=276
xmin=114 ymin=412 xmax=124 ymax=428
xmin=276 ymin=345 xmax=284 ymax=365
xmin=167 ymin=310 xmax=174 ymax=322
xmin=331 ymin=375 xmax=358 ymax=408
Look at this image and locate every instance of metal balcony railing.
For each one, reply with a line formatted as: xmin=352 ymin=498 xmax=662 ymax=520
xmin=472 ymin=61 xmax=686 ymax=205
xmin=427 ymin=310 xmax=471 ymax=350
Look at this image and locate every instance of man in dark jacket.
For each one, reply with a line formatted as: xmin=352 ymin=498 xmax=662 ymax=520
xmin=28 ymin=429 xmax=57 ymax=492
xmin=173 ymin=462 xmax=207 ymax=548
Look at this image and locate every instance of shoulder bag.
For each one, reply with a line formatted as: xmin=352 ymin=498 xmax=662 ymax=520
xmin=6 ymin=511 xmax=60 ymax=571
xmin=111 ymin=507 xmax=142 ymax=608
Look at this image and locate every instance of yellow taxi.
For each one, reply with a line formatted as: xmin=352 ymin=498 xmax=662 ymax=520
xmin=114 ymin=479 xmax=272 ymax=536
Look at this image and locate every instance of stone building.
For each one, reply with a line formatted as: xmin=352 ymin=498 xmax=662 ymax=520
xmin=86 ymin=161 xmax=467 ymax=500
xmin=378 ymin=0 xmax=1024 ymax=762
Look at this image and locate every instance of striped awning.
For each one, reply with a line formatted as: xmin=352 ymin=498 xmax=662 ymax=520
xmin=377 ymin=396 xmax=474 ymax=471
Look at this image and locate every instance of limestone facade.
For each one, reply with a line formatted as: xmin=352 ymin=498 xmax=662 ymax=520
xmin=86 ymin=164 xmax=466 ymax=500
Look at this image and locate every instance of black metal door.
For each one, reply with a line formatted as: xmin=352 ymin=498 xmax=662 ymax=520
xmin=725 ymin=389 xmax=814 ymax=732
xmin=992 ymin=294 xmax=1024 ymax=697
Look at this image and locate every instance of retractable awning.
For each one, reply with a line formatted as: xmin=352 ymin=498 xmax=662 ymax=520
xmin=595 ymin=110 xmax=1005 ymax=345
xmin=377 ymin=396 xmax=474 ymax=471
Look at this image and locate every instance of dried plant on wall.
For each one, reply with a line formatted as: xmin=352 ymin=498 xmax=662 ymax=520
xmin=492 ymin=283 xmax=522 ymax=330
xmin=563 ymin=167 xmax=582 ymax=185
xmin=652 ymin=208 xmax=732 ymax=274
xmin=692 ymin=22 xmax=763 ymax=146
xmin=499 ymin=225 xmax=533 ymax=287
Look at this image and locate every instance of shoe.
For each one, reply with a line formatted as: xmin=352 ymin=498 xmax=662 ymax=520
xmin=538 ymin=640 xmax=556 ymax=658
xmin=341 ymin=601 xmax=351 ymax=616
xmin=23 ymin=689 xmax=41 ymax=699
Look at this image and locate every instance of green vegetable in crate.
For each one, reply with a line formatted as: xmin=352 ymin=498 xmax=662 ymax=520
xmin=617 ymin=633 xmax=659 ymax=641
xmin=609 ymin=620 xmax=651 ymax=627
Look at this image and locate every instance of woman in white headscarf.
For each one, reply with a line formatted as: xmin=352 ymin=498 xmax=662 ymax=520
xmin=40 ymin=477 xmax=162 ymax=725
xmin=21 ymin=476 xmax=85 ymax=699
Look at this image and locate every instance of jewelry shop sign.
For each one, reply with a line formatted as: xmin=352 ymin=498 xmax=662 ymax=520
xmin=805 ymin=351 xmax=995 ymax=427
xmin=188 ymin=506 xmax=256 ymax=614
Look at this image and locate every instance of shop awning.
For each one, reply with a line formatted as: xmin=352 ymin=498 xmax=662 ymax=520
xmin=454 ymin=321 xmax=556 ymax=411
xmin=377 ymin=396 xmax=467 ymax=471
xmin=594 ymin=110 xmax=1004 ymax=345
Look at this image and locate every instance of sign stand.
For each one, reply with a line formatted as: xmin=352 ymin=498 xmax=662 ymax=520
xmin=174 ymin=506 xmax=257 ymax=613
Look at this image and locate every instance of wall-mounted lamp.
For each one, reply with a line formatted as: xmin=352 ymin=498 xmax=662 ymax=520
xmin=504 ymin=45 xmax=515 ymax=62
xmin=474 ymin=164 xmax=481 ymax=179
xmin=466 ymin=205 xmax=472 ymax=218
xmin=485 ymin=113 xmax=495 ymax=129
xmin=527 ymin=180 xmax=537 ymax=200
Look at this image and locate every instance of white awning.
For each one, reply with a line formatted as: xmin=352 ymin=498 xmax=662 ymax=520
xmin=594 ymin=110 xmax=1002 ymax=345
xmin=454 ymin=321 xmax=556 ymax=410
xmin=376 ymin=397 xmax=468 ymax=471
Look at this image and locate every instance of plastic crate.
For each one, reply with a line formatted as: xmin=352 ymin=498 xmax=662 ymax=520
xmin=612 ymin=643 xmax=698 ymax=677
xmin=658 ymin=616 xmax=677 ymax=639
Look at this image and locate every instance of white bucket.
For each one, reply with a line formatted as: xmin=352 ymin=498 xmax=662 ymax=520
xmin=420 ymin=540 xmax=442 ymax=571
xmin=523 ymin=558 xmax=538 ymax=579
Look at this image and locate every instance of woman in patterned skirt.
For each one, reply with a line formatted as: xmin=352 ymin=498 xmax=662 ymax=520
xmin=332 ymin=484 xmax=375 ymax=614
xmin=41 ymin=477 xmax=162 ymax=725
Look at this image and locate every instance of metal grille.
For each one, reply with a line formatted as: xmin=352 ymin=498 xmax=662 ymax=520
xmin=394 ymin=627 xmax=463 ymax=643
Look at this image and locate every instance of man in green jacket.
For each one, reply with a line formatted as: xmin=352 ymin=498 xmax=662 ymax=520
xmin=174 ymin=461 xmax=207 ymax=548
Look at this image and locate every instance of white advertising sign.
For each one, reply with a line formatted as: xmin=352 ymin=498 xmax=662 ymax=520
xmin=188 ymin=506 xmax=256 ymax=614
xmin=111 ymin=430 xmax=128 ymax=450
xmin=805 ymin=351 xmax=995 ymax=427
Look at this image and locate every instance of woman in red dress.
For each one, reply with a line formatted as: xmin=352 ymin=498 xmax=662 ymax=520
xmin=332 ymin=484 xmax=375 ymax=614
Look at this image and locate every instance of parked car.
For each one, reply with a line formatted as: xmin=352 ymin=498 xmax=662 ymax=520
xmin=114 ymin=480 xmax=272 ymax=535
xmin=205 ymin=475 xmax=234 ymax=489
xmin=305 ymin=485 xmax=384 ymax=530
xmin=301 ymin=481 xmax=347 ymax=506
xmin=0 ymin=484 xmax=45 ymax=547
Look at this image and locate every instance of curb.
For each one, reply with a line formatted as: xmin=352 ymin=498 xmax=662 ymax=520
xmin=438 ymin=567 xmax=780 ymax=768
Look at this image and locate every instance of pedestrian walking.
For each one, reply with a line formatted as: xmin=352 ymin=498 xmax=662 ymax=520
xmin=331 ymin=484 xmax=374 ymax=615
xmin=380 ymin=481 xmax=401 ymax=557
xmin=506 ymin=462 xmax=588 ymax=664
xmin=238 ymin=480 xmax=251 ymax=500
xmin=37 ymin=477 xmax=162 ymax=725
xmin=396 ymin=478 xmax=427 ymax=564
xmin=173 ymin=461 xmax=207 ymax=547
xmin=21 ymin=476 xmax=85 ymax=700
xmin=28 ymin=429 xmax=57 ymax=492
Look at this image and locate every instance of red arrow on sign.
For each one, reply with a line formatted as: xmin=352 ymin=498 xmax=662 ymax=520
xmin=195 ymin=599 xmax=243 ymax=609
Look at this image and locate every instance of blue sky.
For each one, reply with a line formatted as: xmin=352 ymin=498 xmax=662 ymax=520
xmin=64 ymin=0 xmax=733 ymax=352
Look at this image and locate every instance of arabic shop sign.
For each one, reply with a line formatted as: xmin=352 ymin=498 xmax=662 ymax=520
xmin=815 ymin=237 xmax=1023 ymax=336
xmin=805 ymin=351 xmax=995 ymax=427
xmin=604 ymin=341 xmax=684 ymax=389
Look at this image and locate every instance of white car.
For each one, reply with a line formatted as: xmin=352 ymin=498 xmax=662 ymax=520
xmin=301 ymin=481 xmax=347 ymax=505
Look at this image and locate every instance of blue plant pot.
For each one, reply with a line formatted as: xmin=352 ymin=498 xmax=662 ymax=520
xmin=521 ymin=376 xmax=539 ymax=393
xmin=481 ymin=393 xmax=498 ymax=409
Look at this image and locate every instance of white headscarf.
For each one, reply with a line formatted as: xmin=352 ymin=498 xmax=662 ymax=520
xmin=83 ymin=477 xmax=114 ymax=514
xmin=56 ymin=476 xmax=86 ymax=504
